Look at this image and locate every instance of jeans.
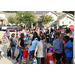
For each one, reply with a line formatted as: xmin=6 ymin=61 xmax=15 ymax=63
xmin=66 ymin=57 xmax=73 ymax=64
xmin=12 ymin=46 xmax=16 ymax=52
xmin=51 ymin=38 xmax=54 ymax=46
xmin=30 ymin=50 xmax=35 ymax=57
xmin=18 ymin=47 xmax=23 ymax=63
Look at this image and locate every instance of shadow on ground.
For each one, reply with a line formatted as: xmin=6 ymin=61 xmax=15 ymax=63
xmin=0 ymin=45 xmax=19 ymax=64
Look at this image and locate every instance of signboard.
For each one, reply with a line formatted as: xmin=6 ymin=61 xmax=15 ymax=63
xmin=69 ymin=25 xmax=74 ymax=30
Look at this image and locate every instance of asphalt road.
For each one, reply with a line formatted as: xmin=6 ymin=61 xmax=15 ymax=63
xmin=0 ymin=31 xmax=74 ymax=64
xmin=0 ymin=31 xmax=50 ymax=64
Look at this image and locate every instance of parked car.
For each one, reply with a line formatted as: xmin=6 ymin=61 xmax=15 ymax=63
xmin=7 ymin=25 xmax=23 ymax=31
xmin=0 ymin=25 xmax=7 ymax=31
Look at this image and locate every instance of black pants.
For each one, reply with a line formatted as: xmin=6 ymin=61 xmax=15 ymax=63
xmin=37 ymin=58 xmax=45 ymax=64
xmin=47 ymin=38 xmax=49 ymax=43
xmin=55 ymin=53 xmax=61 ymax=64
xmin=16 ymin=53 xmax=20 ymax=61
xmin=7 ymin=49 xmax=11 ymax=57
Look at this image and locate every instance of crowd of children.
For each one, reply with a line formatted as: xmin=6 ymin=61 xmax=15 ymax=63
xmin=0 ymin=26 xmax=73 ymax=64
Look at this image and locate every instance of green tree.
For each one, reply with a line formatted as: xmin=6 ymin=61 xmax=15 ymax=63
xmin=23 ymin=11 xmax=36 ymax=29
xmin=63 ymin=11 xmax=74 ymax=15
xmin=15 ymin=11 xmax=36 ymax=31
xmin=3 ymin=11 xmax=18 ymax=13
xmin=15 ymin=11 xmax=23 ymax=24
xmin=8 ymin=16 xmax=15 ymax=24
xmin=41 ymin=14 xmax=54 ymax=25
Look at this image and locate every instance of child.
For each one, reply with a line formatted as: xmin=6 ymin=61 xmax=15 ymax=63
xmin=2 ymin=35 xmax=7 ymax=42
xmin=7 ymin=45 xmax=11 ymax=58
xmin=16 ymin=32 xmax=18 ymax=39
xmin=64 ymin=36 xmax=73 ymax=64
xmin=22 ymin=44 xmax=29 ymax=64
xmin=0 ymin=41 xmax=3 ymax=59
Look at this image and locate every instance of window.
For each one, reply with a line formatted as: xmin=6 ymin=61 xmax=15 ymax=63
xmin=62 ymin=21 xmax=64 ymax=24
xmin=69 ymin=21 xmax=71 ymax=24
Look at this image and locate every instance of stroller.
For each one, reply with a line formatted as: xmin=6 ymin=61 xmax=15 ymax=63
xmin=2 ymin=33 xmax=8 ymax=44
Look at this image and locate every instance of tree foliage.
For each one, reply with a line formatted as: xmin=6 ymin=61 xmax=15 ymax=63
xmin=41 ymin=14 xmax=54 ymax=24
xmin=8 ymin=16 xmax=15 ymax=24
xmin=15 ymin=11 xmax=23 ymax=24
xmin=15 ymin=11 xmax=36 ymax=30
xmin=63 ymin=11 xmax=74 ymax=15
xmin=3 ymin=11 xmax=18 ymax=13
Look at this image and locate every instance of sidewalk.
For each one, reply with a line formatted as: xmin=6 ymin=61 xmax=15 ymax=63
xmin=0 ymin=56 xmax=13 ymax=64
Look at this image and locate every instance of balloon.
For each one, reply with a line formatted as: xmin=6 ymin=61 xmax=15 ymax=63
xmin=20 ymin=31 xmax=23 ymax=34
xmin=7 ymin=45 xmax=10 ymax=49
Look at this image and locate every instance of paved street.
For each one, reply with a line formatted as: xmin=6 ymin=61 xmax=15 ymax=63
xmin=0 ymin=31 xmax=19 ymax=64
xmin=0 ymin=31 xmax=50 ymax=64
xmin=0 ymin=31 xmax=74 ymax=64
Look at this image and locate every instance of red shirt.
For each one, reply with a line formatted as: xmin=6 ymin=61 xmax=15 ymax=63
xmin=16 ymin=35 xmax=18 ymax=38
xmin=23 ymin=50 xmax=29 ymax=59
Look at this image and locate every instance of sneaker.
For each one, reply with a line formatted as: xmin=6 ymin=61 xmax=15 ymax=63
xmin=12 ymin=57 xmax=16 ymax=59
xmin=14 ymin=56 xmax=16 ymax=58
xmin=9 ymin=57 xmax=10 ymax=58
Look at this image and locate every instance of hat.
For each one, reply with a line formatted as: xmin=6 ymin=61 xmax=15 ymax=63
xmin=20 ymin=33 xmax=24 ymax=37
xmin=35 ymin=38 xmax=38 ymax=40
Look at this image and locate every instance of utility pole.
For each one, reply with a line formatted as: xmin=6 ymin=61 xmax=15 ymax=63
xmin=73 ymin=11 xmax=75 ymax=64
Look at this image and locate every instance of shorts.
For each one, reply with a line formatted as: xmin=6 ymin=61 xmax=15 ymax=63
xmin=12 ymin=46 xmax=16 ymax=52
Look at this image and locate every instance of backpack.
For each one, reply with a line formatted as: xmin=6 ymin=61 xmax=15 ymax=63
xmin=11 ymin=38 xmax=17 ymax=46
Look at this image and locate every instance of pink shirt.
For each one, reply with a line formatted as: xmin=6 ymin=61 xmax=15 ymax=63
xmin=57 ymin=30 xmax=61 ymax=33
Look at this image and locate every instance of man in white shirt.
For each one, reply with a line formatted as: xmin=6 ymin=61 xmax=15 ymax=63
xmin=50 ymin=31 xmax=55 ymax=45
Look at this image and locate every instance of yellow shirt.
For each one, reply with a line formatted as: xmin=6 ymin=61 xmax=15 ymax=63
xmin=67 ymin=33 xmax=70 ymax=38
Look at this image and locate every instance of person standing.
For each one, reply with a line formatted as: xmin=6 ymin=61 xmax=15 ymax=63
xmin=34 ymin=35 xmax=47 ymax=64
xmin=46 ymin=30 xmax=50 ymax=43
xmin=10 ymin=33 xmax=17 ymax=59
xmin=29 ymin=38 xmax=38 ymax=58
xmin=32 ymin=32 xmax=40 ymax=41
xmin=64 ymin=36 xmax=73 ymax=64
xmin=53 ymin=32 xmax=63 ymax=64
xmin=50 ymin=30 xmax=55 ymax=46
xmin=61 ymin=27 xmax=65 ymax=40
xmin=18 ymin=33 xmax=24 ymax=64
xmin=6 ymin=29 xmax=10 ymax=39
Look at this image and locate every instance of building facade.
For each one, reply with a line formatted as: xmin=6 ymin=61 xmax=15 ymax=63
xmin=0 ymin=11 xmax=16 ymax=25
xmin=34 ymin=11 xmax=74 ymax=28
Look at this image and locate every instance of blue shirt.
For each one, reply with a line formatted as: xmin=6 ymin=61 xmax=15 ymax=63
xmin=53 ymin=38 xmax=63 ymax=54
xmin=64 ymin=41 xmax=73 ymax=57
xmin=29 ymin=39 xmax=38 ymax=51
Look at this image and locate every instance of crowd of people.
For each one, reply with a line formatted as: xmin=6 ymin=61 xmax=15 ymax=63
xmin=0 ymin=26 xmax=73 ymax=64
